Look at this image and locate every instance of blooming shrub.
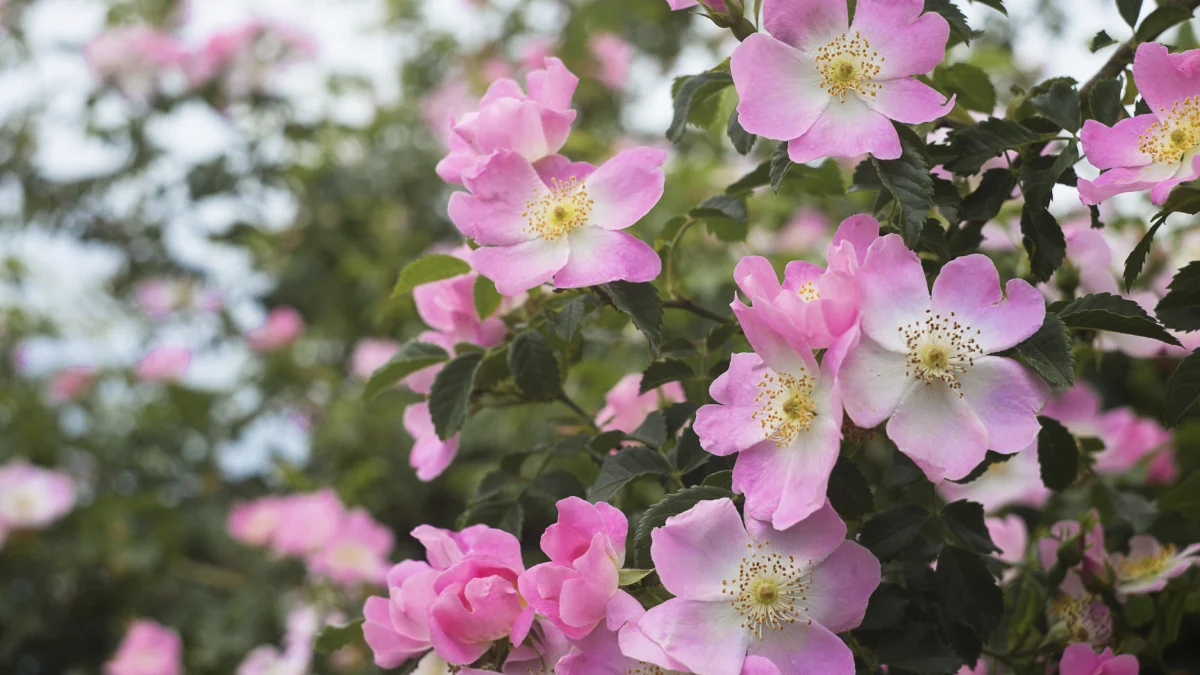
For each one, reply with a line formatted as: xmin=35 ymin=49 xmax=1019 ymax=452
xmin=5 ymin=0 xmax=1200 ymax=674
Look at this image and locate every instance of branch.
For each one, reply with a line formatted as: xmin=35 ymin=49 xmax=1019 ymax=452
xmin=1080 ymin=0 xmax=1200 ymax=98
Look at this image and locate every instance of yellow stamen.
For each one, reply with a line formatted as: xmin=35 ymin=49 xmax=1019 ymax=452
xmin=815 ymin=31 xmax=884 ymax=102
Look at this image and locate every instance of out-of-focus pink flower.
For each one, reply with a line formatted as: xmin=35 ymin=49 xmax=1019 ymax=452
xmin=0 ymin=460 xmax=76 ymax=533
xmin=1111 ymin=535 xmax=1200 ymax=600
xmin=987 ymin=515 xmax=1028 ymax=567
xmin=422 ymin=72 xmax=478 ymax=144
xmin=1078 ymin=43 xmax=1200 ymax=206
xmin=86 ymin=27 xmax=188 ymax=102
xmin=104 ymin=620 xmax=183 ymax=675
xmin=308 ymin=508 xmax=395 ymax=587
xmin=271 ymin=488 xmax=345 ymax=556
xmin=518 ymin=498 xmax=628 ymax=638
xmin=630 ymin=499 xmax=879 ymax=675
xmin=135 ymin=279 xmax=177 ymax=319
xmin=403 ymin=401 xmax=460 ymax=482
xmin=436 ymin=58 xmax=579 ymax=185
xmin=938 ymin=451 xmax=1050 ymax=512
xmin=228 ymin=496 xmax=287 ymax=547
xmin=136 ymin=346 xmax=191 ymax=382
xmin=519 ymin=38 xmax=556 ymax=72
xmin=481 ymin=57 xmax=513 ymax=83
xmin=595 ymin=373 xmax=684 ymax=435
xmin=956 ymin=661 xmax=988 ymax=675
xmin=731 ymin=0 xmax=953 ymax=163
xmin=237 ymin=645 xmax=307 ymax=675
xmin=190 ymin=20 xmax=317 ymax=100
xmin=589 ymin=33 xmax=633 ymax=91
xmin=666 ymin=0 xmax=729 ymax=11
xmin=450 ymin=148 xmax=665 ymax=295
xmin=363 ymin=560 xmax=440 ymax=668
xmin=1059 ymin=643 xmax=1139 ymax=675
xmin=48 ymin=365 xmax=95 ymax=403
xmin=776 ymin=208 xmax=832 ymax=253
xmin=840 ymin=235 xmax=1048 ymax=482
xmin=1095 ymin=408 xmax=1170 ymax=474
xmin=1146 ymin=449 xmax=1180 ymax=485
xmin=246 ymin=307 xmax=304 ymax=352
xmin=352 ymin=339 xmax=400 ymax=381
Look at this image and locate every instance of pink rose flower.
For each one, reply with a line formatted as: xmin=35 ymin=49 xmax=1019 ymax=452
xmin=449 ymin=149 xmax=665 ymax=295
xmin=1039 ymin=383 xmax=1170 ymax=476
xmin=48 ymin=365 xmax=95 ymax=404
xmin=0 ymin=460 xmax=76 ymax=531
xmin=190 ymin=20 xmax=317 ymax=99
xmin=629 ymin=499 xmax=879 ymax=675
xmin=776 ymin=208 xmax=832 ymax=253
xmin=938 ymin=451 xmax=1050 ymax=513
xmin=666 ymin=0 xmax=729 ymax=11
xmin=1059 ymin=643 xmax=1138 ymax=675
xmin=436 ymin=58 xmax=579 ymax=185
xmin=731 ymin=0 xmax=954 ymax=162
xmin=1146 ymin=450 xmax=1180 ymax=486
xmin=136 ymin=346 xmax=191 ymax=383
xmin=227 ymin=496 xmax=287 ymax=547
xmin=85 ymin=27 xmax=188 ymax=102
xmin=588 ymin=33 xmax=633 ymax=91
xmin=519 ymin=38 xmax=556 ymax=72
xmin=246 ymin=307 xmax=304 ymax=352
xmin=104 ymin=620 xmax=183 ymax=675
xmin=517 ymin=498 xmax=627 ymax=638
xmin=308 ymin=507 xmax=395 ymax=587
xmin=1078 ymin=42 xmax=1200 ymax=206
xmin=733 ymin=214 xmax=879 ymax=350
xmin=1038 ymin=517 xmax=1113 ymax=645
xmin=595 ymin=373 xmax=684 ymax=435
xmin=270 ymin=489 xmax=345 ymax=556
xmin=363 ymin=560 xmax=441 ymax=668
xmin=352 ymin=339 xmax=401 ymax=381
xmin=422 ymin=72 xmax=478 ymax=144
xmin=987 ymin=515 xmax=1028 ymax=567
xmin=1110 ymin=535 xmax=1200 ymax=600
xmin=840 ymin=235 xmax=1048 ymax=482
xmin=403 ymin=401 xmax=460 ymax=481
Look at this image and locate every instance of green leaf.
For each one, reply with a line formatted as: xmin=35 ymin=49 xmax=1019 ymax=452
xmin=788 ymin=160 xmax=847 ymax=196
xmin=1020 ymin=205 xmax=1067 ymax=283
xmin=1117 ymin=0 xmax=1143 ymax=27
xmin=314 ymin=618 xmax=365 ymax=654
xmin=969 ymin=0 xmax=1006 ymax=14
xmin=875 ymin=623 xmax=965 ymax=675
xmin=604 ymin=281 xmax=664 ymax=352
xmin=828 ymin=457 xmax=874 ymax=520
xmin=726 ymin=161 xmax=771 ymax=195
xmin=1123 ymin=222 xmax=1162 ymax=292
xmin=668 ymin=426 xmax=710 ymax=474
xmin=1135 ymin=6 xmax=1194 ymax=42
xmin=1058 ymin=292 xmax=1182 ymax=346
xmin=1159 ymin=468 xmax=1200 ymax=516
xmin=1156 ymin=261 xmax=1200 ymax=332
xmin=629 ymin=411 xmax=668 ymax=449
xmin=1030 ymin=81 xmax=1081 ymax=132
xmin=701 ymin=470 xmax=734 ymax=490
xmin=872 ymin=123 xmax=934 ymax=248
xmin=945 ymin=118 xmax=1038 ymax=175
xmin=933 ymin=63 xmax=996 ymax=113
xmin=1037 ymin=415 xmax=1078 ymax=491
xmin=1165 ymin=350 xmax=1200 ymax=427
xmin=924 ymin=0 xmax=972 ymax=44
xmin=1153 ymin=186 xmax=1200 ymax=225
xmin=769 ymin=142 xmax=793 ymax=193
xmin=1090 ymin=30 xmax=1117 ymax=52
xmin=941 ymin=500 xmax=999 ymax=554
xmin=474 ymin=276 xmax=503 ymax=320
xmin=1015 ymin=313 xmax=1076 ymax=388
xmin=363 ymin=341 xmax=450 ymax=400
xmin=690 ymin=194 xmax=749 ymax=242
xmin=508 ymin=331 xmax=560 ymax=402
xmin=667 ymin=72 xmax=734 ymax=143
xmin=859 ymin=505 xmax=932 ymax=560
xmin=429 ymin=351 xmax=484 ymax=440
xmin=640 ymin=358 xmax=695 ymax=394
xmin=1125 ymin=595 xmax=1156 ymax=628
xmin=552 ymin=296 xmax=588 ymax=341
xmin=588 ymin=446 xmax=673 ymax=502
xmin=727 ymin=110 xmax=756 ymax=155
xmin=618 ymin=569 xmax=654 ymax=586
xmin=1019 ymin=142 xmax=1079 ymax=210
xmin=1089 ymin=77 xmax=1124 ymax=127
xmin=937 ymin=545 xmax=1004 ymax=634
xmin=392 ymin=254 xmax=471 ymax=297
xmin=633 ymin=486 xmax=735 ymax=567
xmin=961 ymin=168 xmax=1015 ymax=223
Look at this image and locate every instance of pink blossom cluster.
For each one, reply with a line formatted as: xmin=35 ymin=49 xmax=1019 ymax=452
xmin=0 ymin=460 xmax=76 ymax=550
xmin=246 ymin=306 xmax=305 ymax=352
xmin=362 ymin=496 xmax=881 ymax=675
xmin=104 ymin=619 xmax=183 ymax=675
xmin=442 ymin=59 xmax=666 ymax=295
xmin=227 ymin=488 xmax=394 ymax=587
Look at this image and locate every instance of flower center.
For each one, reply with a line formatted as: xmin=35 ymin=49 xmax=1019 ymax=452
xmin=1 ymin=490 xmax=37 ymax=522
xmin=722 ymin=541 xmax=812 ymax=640
xmin=815 ymin=31 xmax=883 ymax=102
xmin=524 ymin=177 xmax=594 ymax=241
xmin=900 ymin=310 xmax=984 ymax=394
xmin=1049 ymin=594 xmax=1112 ymax=646
xmin=1137 ymin=96 xmax=1200 ymax=164
xmin=751 ymin=371 xmax=818 ymax=448
xmin=331 ymin=544 xmax=375 ymax=572
xmin=1119 ymin=543 xmax=1176 ymax=581
xmin=629 ymin=665 xmax=672 ymax=675
xmin=797 ymin=280 xmax=820 ymax=302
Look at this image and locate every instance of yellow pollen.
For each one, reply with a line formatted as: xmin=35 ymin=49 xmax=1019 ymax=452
xmin=797 ymin=281 xmax=820 ymax=302
xmin=524 ymin=177 xmax=594 ymax=240
xmin=1119 ymin=543 xmax=1176 ymax=580
xmin=815 ymin=31 xmax=883 ymax=102
xmin=722 ymin=542 xmax=812 ymax=640
xmin=900 ymin=310 xmax=984 ymax=395
xmin=1048 ymin=593 xmax=1112 ymax=645
xmin=1138 ymin=96 xmax=1200 ymax=164
xmin=627 ymin=666 xmax=668 ymax=675
xmin=751 ymin=371 xmax=818 ymax=448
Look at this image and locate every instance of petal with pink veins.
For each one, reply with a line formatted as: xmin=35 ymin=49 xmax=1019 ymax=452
xmin=838 ymin=336 xmax=914 ymax=428
xmin=471 ymin=239 xmax=569 ymax=296
xmin=803 ymin=542 xmax=882 ymax=633
xmin=732 ymin=34 xmax=830 ymax=142
xmin=1080 ymin=116 xmax=1156 ymax=170
xmin=554 ymin=228 xmax=660 ymax=288
xmin=637 ymin=599 xmax=750 ymax=675
xmin=650 ymin=498 xmax=752 ymax=601
xmin=865 ymin=78 xmax=954 ymax=125
xmin=583 ymin=148 xmax=667 ymax=231
xmin=788 ymin=94 xmax=901 ymax=162
xmin=887 ymin=381 xmax=988 ymax=482
xmin=851 ymin=0 xmax=950 ymax=79
xmin=1132 ymin=43 xmax=1200 ymax=119
xmin=930 ymin=254 xmax=1046 ymax=353
xmin=763 ymin=0 xmax=848 ymax=53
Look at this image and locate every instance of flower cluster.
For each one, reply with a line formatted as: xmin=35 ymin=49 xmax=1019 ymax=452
xmin=0 ymin=460 xmax=76 ymax=550
xmin=228 ymin=488 xmax=393 ymax=587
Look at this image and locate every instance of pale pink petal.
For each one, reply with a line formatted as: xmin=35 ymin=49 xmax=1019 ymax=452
xmin=637 ymin=600 xmax=750 ymax=675
xmin=555 ymin=228 xmax=660 ymax=288
xmin=930 ymin=254 xmax=1046 ymax=353
xmin=471 ymin=239 xmax=570 ymax=296
xmin=763 ymin=0 xmax=848 ymax=53
xmin=887 ymin=382 xmax=988 ymax=482
xmin=708 ymin=352 xmax=768 ymax=407
xmin=804 ymin=542 xmax=881 ymax=632
xmin=1150 ymin=155 xmax=1200 ymax=205
xmin=650 ymin=498 xmax=751 ymax=601
xmin=740 ymin=655 xmax=782 ymax=675
xmin=525 ymin=57 xmax=579 ymax=111
xmin=1080 ymin=116 xmax=1156 ymax=170
xmin=454 ymin=152 xmax=545 ymax=246
xmin=533 ymin=155 xmax=596 ymax=185
xmin=838 ymin=336 xmax=914 ymax=428
xmin=856 ymin=234 xmax=932 ymax=351
xmin=827 ymin=214 xmax=880 ymax=269
xmin=732 ymin=34 xmax=830 ymax=142
xmin=851 ymin=0 xmax=950 ymax=78
xmin=788 ymin=95 xmax=900 ymax=162
xmin=410 ymin=432 xmax=459 ymax=481
xmin=1078 ymin=162 xmax=1178 ymax=206
xmin=735 ymin=255 xmax=784 ymax=302
xmin=584 ymin=148 xmax=667 ymax=231
xmin=732 ymin=295 xmax=819 ymax=375
xmin=747 ymin=620 xmax=854 ymax=675
xmin=1132 ymin=42 xmax=1200 ymax=119
xmin=744 ymin=501 xmax=847 ymax=568
xmin=866 ymin=78 xmax=954 ymax=124
xmin=733 ymin=413 xmax=842 ymax=530
xmin=958 ymin=357 xmax=1046 ymax=454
